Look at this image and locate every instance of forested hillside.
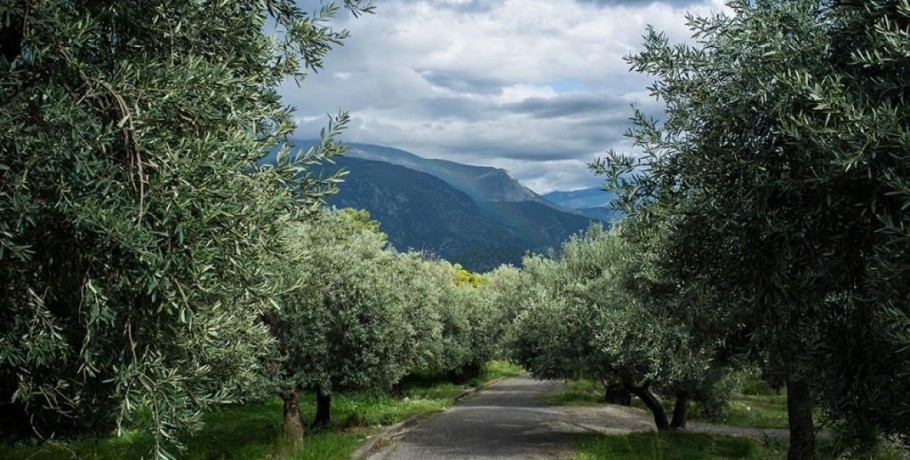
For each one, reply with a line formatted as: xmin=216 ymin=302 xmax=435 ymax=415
xmin=543 ymin=187 xmax=621 ymax=222
xmin=321 ymin=157 xmax=596 ymax=270
xmin=323 ymin=157 xmax=529 ymax=270
xmin=259 ymin=143 xmax=601 ymax=270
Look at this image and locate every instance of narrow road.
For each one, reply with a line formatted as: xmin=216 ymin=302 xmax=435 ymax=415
xmin=370 ymin=374 xmax=795 ymax=460
xmin=375 ymin=375 xmax=574 ymax=460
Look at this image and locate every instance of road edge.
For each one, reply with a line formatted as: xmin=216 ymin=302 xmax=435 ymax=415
xmin=350 ymin=377 xmax=506 ymax=460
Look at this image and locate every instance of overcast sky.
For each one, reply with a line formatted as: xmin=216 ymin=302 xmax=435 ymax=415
xmin=282 ymin=0 xmax=728 ymax=193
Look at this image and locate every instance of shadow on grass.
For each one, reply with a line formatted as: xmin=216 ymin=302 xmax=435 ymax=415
xmin=569 ymin=431 xmax=786 ymax=460
xmin=0 ymin=361 xmax=525 ymax=460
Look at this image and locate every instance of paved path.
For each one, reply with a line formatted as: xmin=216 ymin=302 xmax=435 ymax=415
xmin=374 ymin=375 xmax=576 ymax=460
xmin=370 ymin=374 xmax=794 ymax=460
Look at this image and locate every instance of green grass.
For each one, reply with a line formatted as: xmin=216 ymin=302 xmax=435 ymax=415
xmin=546 ymin=375 xmax=790 ymax=430
xmin=481 ymin=359 xmax=525 ymax=382
xmin=0 ymin=399 xmax=365 ymax=460
xmin=569 ymin=432 xmax=785 ymax=460
xmin=546 ymin=377 xmax=604 ymax=406
xmin=708 ymin=375 xmax=788 ymax=430
xmin=550 ymin=376 xmax=909 ymax=459
xmin=570 ymin=432 xmax=910 ymax=460
xmin=711 ymin=394 xmax=789 ymax=429
xmin=0 ymin=360 xmax=523 ymax=460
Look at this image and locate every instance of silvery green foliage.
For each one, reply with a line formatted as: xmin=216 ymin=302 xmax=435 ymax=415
xmin=509 ymin=225 xmax=724 ymax=409
xmin=273 ymin=209 xmax=441 ymax=398
xmin=591 ymin=0 xmax=910 ymax=450
xmin=420 ymin=260 xmax=506 ymax=381
xmin=0 ymin=0 xmax=370 ymax=455
xmin=480 ymin=264 xmax=523 ymax=358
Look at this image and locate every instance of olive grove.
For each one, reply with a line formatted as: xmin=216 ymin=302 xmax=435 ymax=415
xmin=507 ymin=224 xmax=735 ymax=430
xmin=0 ymin=0 xmax=370 ymax=455
xmin=591 ymin=0 xmax=910 ymax=458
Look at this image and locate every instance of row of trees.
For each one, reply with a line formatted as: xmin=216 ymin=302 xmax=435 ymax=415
xmin=4 ymin=2 xmax=908 ymax=460
xmin=2 ymin=0 xmax=508 ymax=456
xmin=507 ymin=225 xmax=734 ymax=432
xmin=264 ymin=207 xmax=516 ymax=441
xmin=0 ymin=1 xmax=513 ymax=456
xmin=537 ymin=1 xmax=910 ymax=460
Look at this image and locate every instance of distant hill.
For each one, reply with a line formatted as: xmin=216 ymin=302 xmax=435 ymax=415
xmin=290 ymin=140 xmax=554 ymax=205
xmin=543 ymin=187 xmax=622 ymax=223
xmin=543 ymin=187 xmax=613 ymax=209
xmin=265 ymin=141 xmax=600 ymax=271
xmin=317 ymin=157 xmax=595 ymax=271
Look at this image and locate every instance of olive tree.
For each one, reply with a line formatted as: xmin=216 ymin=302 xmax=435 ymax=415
xmin=509 ymin=225 xmax=731 ymax=430
xmin=593 ymin=0 xmax=910 ymax=456
xmin=269 ymin=209 xmax=441 ymax=438
xmin=419 ymin=260 xmax=506 ymax=382
xmin=0 ymin=0 xmax=370 ymax=454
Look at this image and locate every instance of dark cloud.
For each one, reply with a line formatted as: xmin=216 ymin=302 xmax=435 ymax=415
xmin=503 ymin=94 xmax=628 ymax=119
xmin=282 ymin=0 xmax=722 ymax=191
xmin=439 ymin=119 xmax=630 ymax=162
xmin=414 ymin=96 xmax=490 ymax=120
xmin=420 ymin=71 xmax=503 ymax=95
xmin=578 ymin=0 xmax=703 ymax=6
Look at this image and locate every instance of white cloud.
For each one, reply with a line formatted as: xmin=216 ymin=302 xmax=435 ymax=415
xmin=283 ymin=0 xmax=729 ymax=192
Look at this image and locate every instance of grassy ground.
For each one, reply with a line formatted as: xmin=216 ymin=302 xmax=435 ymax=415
xmin=0 ymin=361 xmax=524 ymax=460
xmin=550 ymin=376 xmax=909 ymax=459
xmin=569 ymin=431 xmax=909 ymax=460
xmin=546 ymin=375 xmax=789 ymax=430
xmin=568 ymin=431 xmax=787 ymax=460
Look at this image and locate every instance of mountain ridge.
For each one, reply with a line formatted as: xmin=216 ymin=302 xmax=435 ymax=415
xmin=269 ymin=140 xmax=603 ymax=271
xmin=292 ymin=140 xmax=555 ymax=205
xmin=543 ymin=187 xmax=621 ymax=222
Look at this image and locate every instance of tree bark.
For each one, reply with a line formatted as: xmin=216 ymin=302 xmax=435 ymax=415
xmin=312 ymin=389 xmax=332 ymax=428
xmin=602 ymin=379 xmax=632 ymax=406
xmin=390 ymin=382 xmax=404 ymax=400
xmin=281 ymin=391 xmax=305 ymax=443
xmin=625 ymin=382 xmax=670 ymax=430
xmin=786 ymin=378 xmax=815 ymax=460
xmin=670 ymin=393 xmax=690 ymax=430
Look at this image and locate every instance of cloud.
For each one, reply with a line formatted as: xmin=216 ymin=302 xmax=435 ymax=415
xmin=283 ymin=0 xmax=728 ymax=192
xmin=578 ymin=0 xmax=706 ymax=7
xmin=503 ymin=93 xmax=628 ymax=119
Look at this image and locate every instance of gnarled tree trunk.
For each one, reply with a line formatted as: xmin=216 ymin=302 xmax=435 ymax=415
xmin=670 ymin=392 xmax=690 ymax=430
xmin=602 ymin=379 xmax=632 ymax=406
xmin=281 ymin=391 xmax=305 ymax=443
xmin=621 ymin=374 xmax=669 ymax=430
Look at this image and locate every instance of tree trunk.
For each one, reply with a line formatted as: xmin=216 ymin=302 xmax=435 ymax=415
xmin=670 ymin=393 xmax=690 ymax=430
xmin=786 ymin=378 xmax=815 ymax=460
xmin=390 ymin=382 xmax=404 ymax=400
xmin=312 ymin=389 xmax=332 ymax=428
xmin=602 ymin=379 xmax=632 ymax=406
xmin=281 ymin=391 xmax=305 ymax=443
xmin=626 ymin=383 xmax=670 ymax=430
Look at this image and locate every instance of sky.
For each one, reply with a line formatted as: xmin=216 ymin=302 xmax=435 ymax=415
xmin=281 ymin=0 xmax=729 ymax=194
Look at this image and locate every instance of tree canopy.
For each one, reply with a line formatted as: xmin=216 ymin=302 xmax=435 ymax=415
xmin=592 ymin=0 xmax=910 ymax=457
xmin=0 ymin=0 xmax=370 ymax=455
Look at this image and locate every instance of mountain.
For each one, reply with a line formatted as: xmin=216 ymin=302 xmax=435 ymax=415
xmin=543 ymin=187 xmax=622 ymax=222
xmin=266 ymin=141 xmax=602 ymax=271
xmin=322 ymin=157 xmax=529 ymax=270
xmin=543 ymin=187 xmax=613 ymax=209
xmin=291 ymin=140 xmax=551 ymax=205
xmin=317 ymin=156 xmax=595 ymax=271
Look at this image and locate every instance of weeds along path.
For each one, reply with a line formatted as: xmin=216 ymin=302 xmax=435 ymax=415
xmin=371 ymin=374 xmax=797 ymax=460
